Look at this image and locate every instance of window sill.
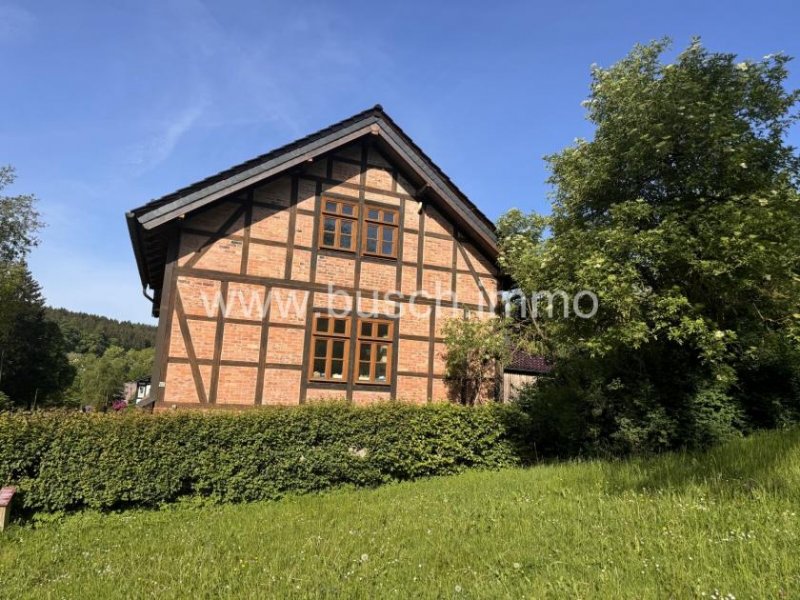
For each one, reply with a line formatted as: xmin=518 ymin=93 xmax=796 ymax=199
xmin=317 ymin=247 xmax=398 ymax=263
xmin=318 ymin=247 xmax=356 ymax=258
xmin=306 ymin=380 xmax=391 ymax=388
xmin=360 ymin=253 xmax=397 ymax=264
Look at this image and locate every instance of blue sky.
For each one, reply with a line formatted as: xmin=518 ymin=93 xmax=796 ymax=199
xmin=1 ymin=0 xmax=798 ymax=324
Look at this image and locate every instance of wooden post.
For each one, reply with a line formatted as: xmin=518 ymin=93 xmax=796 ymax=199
xmin=0 ymin=486 xmax=16 ymax=531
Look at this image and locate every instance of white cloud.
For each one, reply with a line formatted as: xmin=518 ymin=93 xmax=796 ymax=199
xmin=126 ymin=101 xmax=207 ymax=171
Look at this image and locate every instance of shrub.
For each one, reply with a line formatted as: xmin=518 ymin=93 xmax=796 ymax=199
xmin=442 ymin=316 xmax=509 ymax=405
xmin=0 ymin=403 xmax=530 ymax=513
xmin=515 ymin=353 xmax=745 ymax=457
xmin=498 ymin=40 xmax=800 ymax=456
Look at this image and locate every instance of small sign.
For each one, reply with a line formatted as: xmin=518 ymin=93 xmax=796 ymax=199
xmin=0 ymin=487 xmax=16 ymax=507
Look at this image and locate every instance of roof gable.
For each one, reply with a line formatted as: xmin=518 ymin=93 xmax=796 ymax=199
xmin=127 ymin=105 xmax=496 ymax=292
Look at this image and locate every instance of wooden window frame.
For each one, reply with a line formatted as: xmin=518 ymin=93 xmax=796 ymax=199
xmin=308 ymin=313 xmax=351 ymax=382
xmin=355 ymin=318 xmax=394 ymax=385
xmin=362 ymin=205 xmax=399 ymax=259
xmin=319 ymin=198 xmax=358 ymax=253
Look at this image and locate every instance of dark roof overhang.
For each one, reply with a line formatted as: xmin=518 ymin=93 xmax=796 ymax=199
xmin=506 ymin=349 xmax=553 ymax=375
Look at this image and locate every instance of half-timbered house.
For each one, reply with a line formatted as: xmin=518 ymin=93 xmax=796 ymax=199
xmin=127 ymin=106 xmax=501 ymax=409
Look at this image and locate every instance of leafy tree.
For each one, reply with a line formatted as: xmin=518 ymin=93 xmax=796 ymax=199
xmin=0 ymin=166 xmax=44 ymax=339
xmin=0 ymin=167 xmax=73 ymax=408
xmin=499 ymin=39 xmax=800 ymax=454
xmin=126 ymin=347 xmax=155 ymax=381
xmin=66 ymin=345 xmax=154 ymax=410
xmin=0 ymin=166 xmax=43 ymax=263
xmin=0 ymin=268 xmax=74 ymax=408
xmin=442 ymin=315 xmax=509 ymax=405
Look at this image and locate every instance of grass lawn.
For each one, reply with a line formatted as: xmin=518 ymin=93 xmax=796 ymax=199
xmin=1 ymin=429 xmax=799 ymax=599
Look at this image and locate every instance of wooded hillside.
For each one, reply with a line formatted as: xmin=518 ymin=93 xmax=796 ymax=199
xmin=44 ymin=307 xmax=156 ymax=355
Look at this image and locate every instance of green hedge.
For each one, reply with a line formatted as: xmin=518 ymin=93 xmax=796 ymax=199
xmin=0 ymin=403 xmax=531 ymax=513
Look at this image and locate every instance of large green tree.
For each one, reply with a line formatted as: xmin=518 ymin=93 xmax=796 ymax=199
xmin=0 ymin=166 xmax=44 ymax=338
xmin=0 ymin=269 xmax=74 ymax=408
xmin=0 ymin=166 xmax=74 ymax=408
xmin=498 ymin=39 xmax=800 ymax=454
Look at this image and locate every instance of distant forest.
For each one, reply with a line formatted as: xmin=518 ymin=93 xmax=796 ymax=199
xmin=45 ymin=307 xmax=157 ymax=356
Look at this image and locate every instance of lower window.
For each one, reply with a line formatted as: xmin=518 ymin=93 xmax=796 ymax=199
xmin=356 ymin=319 xmax=393 ymax=384
xmin=308 ymin=315 xmax=393 ymax=385
xmin=309 ymin=314 xmax=350 ymax=381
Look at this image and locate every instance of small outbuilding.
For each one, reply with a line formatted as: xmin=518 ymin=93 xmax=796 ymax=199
xmin=503 ymin=349 xmax=552 ymax=401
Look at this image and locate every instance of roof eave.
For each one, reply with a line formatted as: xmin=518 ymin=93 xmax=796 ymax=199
xmin=132 ymin=117 xmax=496 ymax=253
xmin=128 ymin=106 xmax=499 ymax=291
xmin=126 ymin=211 xmax=150 ymax=290
xmin=133 ymin=117 xmax=380 ymax=229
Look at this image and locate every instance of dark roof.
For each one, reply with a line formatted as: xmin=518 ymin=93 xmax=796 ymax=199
xmin=130 ymin=105 xmax=494 ymax=232
xmin=507 ymin=349 xmax=553 ymax=374
xmin=126 ymin=105 xmax=498 ymax=303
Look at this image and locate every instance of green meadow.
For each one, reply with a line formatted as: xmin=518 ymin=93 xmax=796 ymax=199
xmin=1 ymin=428 xmax=798 ymax=599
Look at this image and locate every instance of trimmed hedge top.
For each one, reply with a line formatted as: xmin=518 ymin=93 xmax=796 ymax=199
xmin=0 ymin=403 xmax=530 ymax=513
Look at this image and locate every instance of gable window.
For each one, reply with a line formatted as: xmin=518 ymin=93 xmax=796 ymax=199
xmin=356 ymin=318 xmax=393 ymax=384
xmin=320 ymin=198 xmax=358 ymax=252
xmin=309 ymin=314 xmax=350 ymax=381
xmin=362 ymin=206 xmax=398 ymax=258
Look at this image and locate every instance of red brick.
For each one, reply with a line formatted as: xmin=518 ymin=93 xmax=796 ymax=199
xmin=154 ymin=152 xmax=501 ymax=409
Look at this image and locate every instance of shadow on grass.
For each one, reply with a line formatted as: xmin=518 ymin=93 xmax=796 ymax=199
xmin=601 ymin=427 xmax=800 ymax=499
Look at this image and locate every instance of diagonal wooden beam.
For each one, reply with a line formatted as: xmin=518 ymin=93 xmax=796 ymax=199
xmin=457 ymin=241 xmax=492 ymax=307
xmin=184 ymin=204 xmax=247 ymax=270
xmin=174 ymin=291 xmax=208 ymax=404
